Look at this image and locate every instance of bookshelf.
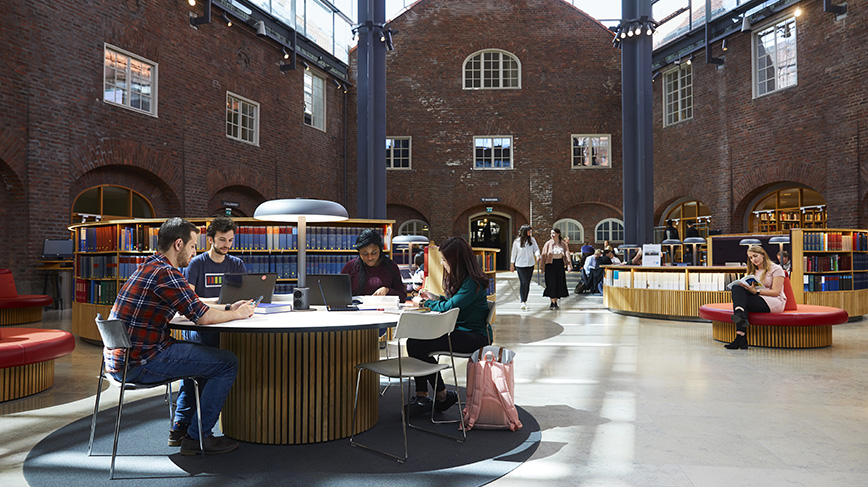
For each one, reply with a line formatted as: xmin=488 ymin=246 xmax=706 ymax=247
xmin=790 ymin=228 xmax=868 ymax=318
xmin=422 ymin=245 xmax=498 ymax=322
xmin=473 ymin=247 xmax=499 ymax=301
xmin=603 ymin=265 xmax=746 ymax=321
xmin=69 ymin=217 xmax=394 ymax=342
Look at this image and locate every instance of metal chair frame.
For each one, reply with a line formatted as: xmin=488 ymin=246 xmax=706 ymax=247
xmin=87 ymin=314 xmax=204 ymax=479
xmin=350 ymin=308 xmax=466 ymax=463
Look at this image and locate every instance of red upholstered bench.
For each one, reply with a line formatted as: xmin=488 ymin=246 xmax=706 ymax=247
xmin=0 ymin=327 xmax=75 ymax=401
xmin=698 ymin=277 xmax=849 ymax=348
xmin=0 ymin=269 xmax=53 ymax=325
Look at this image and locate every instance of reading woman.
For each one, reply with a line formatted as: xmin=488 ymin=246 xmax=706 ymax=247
xmin=726 ymin=245 xmax=786 ymax=350
xmin=340 ymin=229 xmax=407 ymax=301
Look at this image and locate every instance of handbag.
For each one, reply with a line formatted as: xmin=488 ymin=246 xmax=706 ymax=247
xmin=462 ymin=346 xmax=522 ymax=431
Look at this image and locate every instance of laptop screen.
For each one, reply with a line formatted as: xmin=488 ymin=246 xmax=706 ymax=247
xmin=308 ymin=274 xmax=354 ymax=307
xmin=217 ymin=273 xmax=277 ymax=305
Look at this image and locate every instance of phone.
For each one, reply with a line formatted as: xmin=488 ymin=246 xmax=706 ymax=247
xmin=251 ymin=295 xmax=264 ymax=307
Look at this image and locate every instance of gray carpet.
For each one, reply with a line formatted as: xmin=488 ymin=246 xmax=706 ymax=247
xmin=24 ymin=385 xmax=539 ymax=485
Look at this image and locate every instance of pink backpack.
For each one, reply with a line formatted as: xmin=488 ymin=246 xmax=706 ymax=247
xmin=462 ymin=346 xmax=522 ymax=431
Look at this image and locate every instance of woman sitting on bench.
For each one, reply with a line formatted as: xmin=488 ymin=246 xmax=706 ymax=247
xmin=727 ymin=245 xmax=786 ymax=350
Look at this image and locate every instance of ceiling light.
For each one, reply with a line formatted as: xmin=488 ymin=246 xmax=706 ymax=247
xmin=794 ymin=7 xmax=802 ymax=17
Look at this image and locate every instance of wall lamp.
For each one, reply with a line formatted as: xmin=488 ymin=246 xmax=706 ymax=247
xmin=189 ymin=0 xmax=211 ymax=27
xmin=352 ymin=21 xmax=395 ymax=51
xmin=255 ymin=20 xmax=267 ymax=37
xmin=301 ymin=60 xmax=310 ymax=70
xmin=283 ymin=47 xmax=290 ymax=60
xmin=332 ymin=79 xmax=341 ymax=89
xmin=221 ymin=12 xmax=232 ymax=27
xmin=824 ymin=0 xmax=847 ymax=15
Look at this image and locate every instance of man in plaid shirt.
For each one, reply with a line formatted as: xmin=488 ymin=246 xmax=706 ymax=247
xmin=106 ymin=218 xmax=255 ymax=455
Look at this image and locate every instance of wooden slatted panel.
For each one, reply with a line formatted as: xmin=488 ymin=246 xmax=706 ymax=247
xmin=712 ymin=321 xmax=832 ymax=348
xmin=606 ymin=287 xmax=731 ymax=319
xmin=0 ymin=360 xmax=55 ymax=402
xmin=805 ymin=289 xmax=868 ymax=317
xmin=221 ymin=329 xmax=379 ymax=444
xmin=71 ymin=302 xmax=112 ymax=341
xmin=0 ymin=306 xmax=44 ymax=326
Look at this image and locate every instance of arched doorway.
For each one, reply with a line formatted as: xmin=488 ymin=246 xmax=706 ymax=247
xmin=469 ymin=213 xmax=511 ymax=270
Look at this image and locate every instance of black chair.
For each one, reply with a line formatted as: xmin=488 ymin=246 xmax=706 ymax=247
xmin=87 ymin=314 xmax=204 ymax=479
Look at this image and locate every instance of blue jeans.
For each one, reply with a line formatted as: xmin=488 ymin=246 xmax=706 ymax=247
xmin=173 ymin=330 xmax=220 ymax=431
xmin=113 ymin=341 xmax=238 ymax=440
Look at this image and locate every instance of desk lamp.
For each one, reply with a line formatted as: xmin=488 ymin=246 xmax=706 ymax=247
xmin=683 ymin=237 xmax=707 ymax=266
xmin=254 ymin=198 xmax=349 ymax=288
xmin=661 ymin=239 xmax=682 ymax=265
xmin=392 ymin=235 xmax=429 ymax=267
xmin=768 ymin=235 xmax=790 ymax=264
xmin=618 ymin=244 xmax=642 ymax=265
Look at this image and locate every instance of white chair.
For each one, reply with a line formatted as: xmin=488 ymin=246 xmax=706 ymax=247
xmin=87 ymin=314 xmax=204 ymax=479
xmin=427 ymin=301 xmax=495 ymax=424
xmin=350 ymin=308 xmax=465 ymax=463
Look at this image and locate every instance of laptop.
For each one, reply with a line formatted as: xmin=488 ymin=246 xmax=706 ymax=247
xmin=309 ymin=273 xmax=359 ymax=311
xmin=217 ymin=273 xmax=277 ymax=305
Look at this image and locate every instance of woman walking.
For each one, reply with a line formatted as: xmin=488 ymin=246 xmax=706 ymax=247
xmin=510 ymin=225 xmax=540 ymax=310
xmin=540 ymin=228 xmax=571 ymax=309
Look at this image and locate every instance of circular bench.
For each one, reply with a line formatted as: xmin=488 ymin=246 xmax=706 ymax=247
xmin=698 ymin=303 xmax=849 ymax=348
xmin=0 ymin=269 xmax=54 ymax=325
xmin=0 ymin=328 xmax=76 ymax=401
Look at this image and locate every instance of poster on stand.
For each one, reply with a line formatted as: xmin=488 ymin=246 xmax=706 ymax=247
xmin=642 ymin=244 xmax=661 ymax=267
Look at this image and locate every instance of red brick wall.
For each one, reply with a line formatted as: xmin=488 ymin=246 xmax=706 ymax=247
xmin=0 ymin=0 xmax=350 ymax=292
xmin=652 ymin=1 xmax=868 ymax=233
xmin=356 ymin=0 xmax=623 ymax=248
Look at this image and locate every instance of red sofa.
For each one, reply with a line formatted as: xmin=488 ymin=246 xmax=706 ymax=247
xmin=0 ymin=327 xmax=75 ymax=401
xmin=0 ymin=268 xmax=53 ymax=325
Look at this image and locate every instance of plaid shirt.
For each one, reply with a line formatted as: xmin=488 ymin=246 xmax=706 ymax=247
xmin=104 ymin=253 xmax=208 ymax=373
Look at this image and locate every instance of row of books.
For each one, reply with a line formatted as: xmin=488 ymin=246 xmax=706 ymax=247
xmin=476 ymin=254 xmax=496 ymax=273
xmin=803 ymin=254 xmax=852 ymax=273
xmin=239 ymin=254 xmax=355 ymax=278
xmin=75 ymin=279 xmax=118 ymax=305
xmin=803 ymin=274 xmax=868 ymax=292
xmin=78 ymin=227 xmax=119 ymax=252
xmin=77 ymin=255 xmax=119 ymax=279
xmin=118 ymin=225 xmax=208 ymax=252
xmin=803 ymin=232 xmax=868 ymax=251
xmin=486 ymin=277 xmax=496 ymax=296
xmin=610 ymin=271 xmax=744 ymax=291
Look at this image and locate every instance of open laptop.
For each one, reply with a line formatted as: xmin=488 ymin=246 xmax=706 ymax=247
xmin=308 ymin=274 xmax=359 ymax=311
xmin=217 ymin=273 xmax=277 ymax=305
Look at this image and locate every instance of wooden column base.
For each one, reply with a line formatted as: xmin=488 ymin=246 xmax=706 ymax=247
xmin=221 ymin=328 xmax=380 ymax=444
xmin=1 ymin=360 xmax=55 ymax=402
xmin=712 ymin=321 xmax=832 ymax=348
xmin=0 ymin=307 xmax=44 ymax=326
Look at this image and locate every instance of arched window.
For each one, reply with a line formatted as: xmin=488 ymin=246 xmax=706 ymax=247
xmin=463 ymin=49 xmax=521 ymax=90
xmin=398 ymin=219 xmax=429 ymax=237
xmin=72 ymin=185 xmax=155 ymax=223
xmin=750 ymin=187 xmax=826 ymax=232
xmin=661 ymin=200 xmax=711 ymax=240
xmin=553 ymin=218 xmax=583 ymax=244
xmin=595 ymin=219 xmax=624 ymax=243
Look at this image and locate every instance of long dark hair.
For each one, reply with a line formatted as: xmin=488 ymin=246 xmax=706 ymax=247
xmin=550 ymin=227 xmax=562 ymax=243
xmin=439 ymin=236 xmax=488 ymax=297
xmin=517 ymin=225 xmax=533 ymax=248
xmin=352 ymin=229 xmax=396 ymax=293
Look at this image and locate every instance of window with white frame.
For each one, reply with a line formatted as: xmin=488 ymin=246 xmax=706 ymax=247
xmin=386 ymin=137 xmax=412 ymax=169
xmin=553 ymin=218 xmax=584 ymax=244
xmin=304 ymin=70 xmax=326 ymax=130
xmin=663 ymin=64 xmax=692 ymax=126
xmin=398 ymin=219 xmax=429 ymax=237
xmin=474 ymin=136 xmax=513 ymax=169
xmin=571 ymin=135 xmax=611 ymax=168
xmin=463 ymin=50 xmax=521 ymax=90
xmin=754 ymin=16 xmax=797 ymax=97
xmin=595 ymin=218 xmax=624 ymax=243
xmin=226 ymin=92 xmax=259 ymax=145
xmin=103 ymin=45 xmax=157 ymax=116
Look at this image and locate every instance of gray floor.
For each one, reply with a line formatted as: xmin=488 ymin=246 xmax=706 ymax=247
xmin=3 ymin=273 xmax=868 ymax=486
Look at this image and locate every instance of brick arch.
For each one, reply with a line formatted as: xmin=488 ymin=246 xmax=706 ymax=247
xmin=70 ymin=166 xmax=181 ymax=218
xmin=452 ymin=203 xmax=526 ymax=240
xmin=0 ymin=159 xmax=28 ymax=274
xmin=206 ymin=168 xmax=273 ymax=201
xmin=387 ymin=193 xmax=434 ymax=223
xmin=733 ymin=182 xmax=824 ymax=233
xmin=208 ymin=185 xmax=266 ymax=217
xmin=734 ymin=162 xmax=827 ymax=206
xmin=386 ymin=204 xmax=430 ymax=232
xmin=0 ymin=126 xmax=26 ymax=180
xmin=557 ymin=186 xmax=623 ymax=213
xmin=655 ymin=196 xmax=712 ymax=225
xmin=69 ymin=139 xmax=183 ymax=200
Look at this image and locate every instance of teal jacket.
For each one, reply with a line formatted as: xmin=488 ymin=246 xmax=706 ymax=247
xmin=424 ymin=277 xmax=490 ymax=339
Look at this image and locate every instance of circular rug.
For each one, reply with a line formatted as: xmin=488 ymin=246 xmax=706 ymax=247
xmin=24 ymin=386 xmax=539 ymax=486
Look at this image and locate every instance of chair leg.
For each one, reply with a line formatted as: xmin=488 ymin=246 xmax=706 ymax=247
xmin=349 ymin=368 xmax=408 ymax=463
xmin=109 ymin=362 xmax=130 ymax=479
xmin=87 ymin=371 xmax=106 ymax=456
xmin=192 ymin=378 xmax=204 ymax=456
xmin=166 ymin=382 xmax=174 ymax=428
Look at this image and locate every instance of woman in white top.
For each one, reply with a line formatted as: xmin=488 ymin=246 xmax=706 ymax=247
xmin=510 ymin=225 xmax=541 ymax=310
xmin=540 ymin=228 xmax=571 ymax=309
xmin=726 ymin=245 xmax=787 ymax=350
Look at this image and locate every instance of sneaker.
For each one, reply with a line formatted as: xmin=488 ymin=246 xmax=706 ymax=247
xmin=180 ymin=435 xmax=239 ymax=456
xmin=408 ymin=395 xmax=433 ymax=415
xmin=168 ymin=423 xmax=189 ymax=447
xmin=434 ymin=390 xmax=458 ymax=412
xmin=520 ymin=302 xmax=527 ymax=310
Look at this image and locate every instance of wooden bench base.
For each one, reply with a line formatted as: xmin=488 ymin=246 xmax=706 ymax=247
xmin=0 ymin=307 xmax=45 ymax=326
xmin=711 ymin=321 xmax=833 ymax=348
xmin=0 ymin=360 xmax=56 ymax=401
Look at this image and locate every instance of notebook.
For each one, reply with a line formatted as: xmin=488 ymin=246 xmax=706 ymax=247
xmin=309 ymin=273 xmax=359 ymax=311
xmin=217 ymin=273 xmax=277 ymax=305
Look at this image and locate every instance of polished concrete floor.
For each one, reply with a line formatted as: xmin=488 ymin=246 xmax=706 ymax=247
xmin=2 ymin=273 xmax=868 ymax=486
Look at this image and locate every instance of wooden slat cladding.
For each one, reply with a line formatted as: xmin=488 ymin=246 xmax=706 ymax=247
xmin=712 ymin=321 xmax=832 ymax=348
xmin=221 ymin=329 xmax=379 ymax=444
xmin=0 ymin=307 xmax=44 ymax=326
xmin=606 ymin=287 xmax=731 ymax=320
xmin=805 ymin=289 xmax=868 ymax=317
xmin=0 ymin=360 xmax=55 ymax=402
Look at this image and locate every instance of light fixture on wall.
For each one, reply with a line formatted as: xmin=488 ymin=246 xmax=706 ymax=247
xmin=188 ymin=0 xmax=196 ymax=6
xmin=301 ymin=60 xmax=310 ymax=70
xmin=722 ymin=38 xmax=728 ymax=51
xmin=794 ymin=7 xmax=802 ymax=17
xmin=221 ymin=12 xmax=232 ymax=27
xmin=332 ymin=79 xmax=342 ymax=89
xmin=741 ymin=14 xmax=752 ymax=32
xmin=283 ymin=47 xmax=290 ymax=60
xmin=254 ymin=199 xmax=349 ymax=288
xmin=685 ymin=55 xmax=693 ymax=65
xmin=255 ymin=20 xmax=267 ymax=37
xmin=189 ymin=0 xmax=212 ymax=27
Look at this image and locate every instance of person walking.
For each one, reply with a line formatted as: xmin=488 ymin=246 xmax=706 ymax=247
xmin=540 ymin=228 xmax=571 ymax=309
xmin=510 ymin=225 xmax=540 ymax=310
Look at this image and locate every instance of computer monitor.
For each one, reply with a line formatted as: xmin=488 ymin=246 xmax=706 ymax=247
xmin=42 ymin=239 xmax=74 ymax=260
xmin=217 ymin=273 xmax=277 ymax=305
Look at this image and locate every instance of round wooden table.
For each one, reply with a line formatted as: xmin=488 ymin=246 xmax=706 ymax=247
xmin=170 ymin=308 xmax=397 ymax=445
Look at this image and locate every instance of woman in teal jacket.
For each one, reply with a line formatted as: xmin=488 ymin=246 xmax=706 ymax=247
xmin=408 ymin=236 xmax=491 ymax=413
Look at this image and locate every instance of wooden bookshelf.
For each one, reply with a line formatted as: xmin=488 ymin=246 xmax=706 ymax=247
xmin=422 ymin=245 xmax=498 ymax=323
xmin=69 ymin=218 xmax=394 ymax=342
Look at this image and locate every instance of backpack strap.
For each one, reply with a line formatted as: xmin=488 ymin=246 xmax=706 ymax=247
xmin=463 ymin=351 xmax=494 ymax=429
xmin=489 ymin=359 xmax=523 ymax=431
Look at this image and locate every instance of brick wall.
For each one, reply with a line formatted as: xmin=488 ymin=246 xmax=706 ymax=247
xmin=0 ymin=0 xmax=349 ymax=292
xmin=358 ymin=0 xmax=623 ymax=252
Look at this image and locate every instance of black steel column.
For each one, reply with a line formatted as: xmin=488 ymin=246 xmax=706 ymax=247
xmin=356 ymin=0 xmax=387 ymax=219
xmin=621 ymin=0 xmax=654 ymax=247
